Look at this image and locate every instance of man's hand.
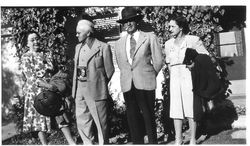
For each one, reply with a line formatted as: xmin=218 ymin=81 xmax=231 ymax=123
xmin=65 ymin=96 xmax=74 ymax=112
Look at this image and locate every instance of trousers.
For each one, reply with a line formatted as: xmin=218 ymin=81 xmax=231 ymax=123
xmin=123 ymin=83 xmax=157 ymax=144
xmin=75 ymin=81 xmax=108 ymax=144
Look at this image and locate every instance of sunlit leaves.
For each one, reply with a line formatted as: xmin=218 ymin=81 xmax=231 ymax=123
xmin=141 ymin=6 xmax=225 ymax=54
xmin=1 ymin=7 xmax=77 ymax=68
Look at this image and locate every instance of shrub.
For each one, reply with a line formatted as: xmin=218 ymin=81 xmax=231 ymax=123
xmin=1 ymin=6 xmax=245 ymax=144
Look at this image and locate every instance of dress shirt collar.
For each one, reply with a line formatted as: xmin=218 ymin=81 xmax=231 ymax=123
xmin=129 ymin=30 xmax=140 ymax=41
xmin=81 ymin=37 xmax=94 ymax=49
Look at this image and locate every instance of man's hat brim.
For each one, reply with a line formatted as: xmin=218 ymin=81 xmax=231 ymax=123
xmin=117 ymin=14 xmax=144 ymax=24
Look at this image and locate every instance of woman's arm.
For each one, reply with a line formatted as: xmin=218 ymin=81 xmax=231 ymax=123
xmin=192 ymin=36 xmax=209 ymax=55
xmin=164 ymin=40 xmax=171 ymax=73
xmin=37 ymin=80 xmax=55 ymax=89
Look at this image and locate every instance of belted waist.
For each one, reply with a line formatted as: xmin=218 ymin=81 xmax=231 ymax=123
xmin=77 ymin=78 xmax=87 ymax=82
xmin=77 ymin=66 xmax=87 ymax=82
xmin=170 ymin=63 xmax=184 ymax=67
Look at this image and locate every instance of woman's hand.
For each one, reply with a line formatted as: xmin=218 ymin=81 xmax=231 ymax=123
xmin=186 ymin=62 xmax=195 ymax=71
xmin=37 ymin=80 xmax=52 ymax=89
xmin=65 ymin=96 xmax=74 ymax=112
xmin=167 ymin=64 xmax=171 ymax=74
xmin=65 ymin=97 xmax=71 ymax=109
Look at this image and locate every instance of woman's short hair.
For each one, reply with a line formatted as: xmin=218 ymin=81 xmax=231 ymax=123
xmin=170 ymin=15 xmax=190 ymax=34
xmin=22 ymin=31 xmax=39 ymax=48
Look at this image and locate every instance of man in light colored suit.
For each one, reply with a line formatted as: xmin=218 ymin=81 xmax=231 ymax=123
xmin=72 ymin=19 xmax=114 ymax=144
xmin=115 ymin=7 xmax=163 ymax=144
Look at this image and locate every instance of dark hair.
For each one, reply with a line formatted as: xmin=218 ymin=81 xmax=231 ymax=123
xmin=22 ymin=31 xmax=40 ymax=48
xmin=170 ymin=15 xmax=190 ymax=34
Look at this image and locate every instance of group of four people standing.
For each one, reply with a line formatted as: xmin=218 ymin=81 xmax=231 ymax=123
xmin=21 ymin=7 xmax=210 ymax=145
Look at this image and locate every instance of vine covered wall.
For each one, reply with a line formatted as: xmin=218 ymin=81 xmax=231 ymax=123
xmin=129 ymin=6 xmax=231 ymax=106
xmin=141 ymin=6 xmax=225 ymax=55
xmin=1 ymin=6 xmax=246 ymax=143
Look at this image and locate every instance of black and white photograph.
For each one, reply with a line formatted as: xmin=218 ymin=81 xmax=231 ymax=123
xmin=1 ymin=1 xmax=247 ymax=145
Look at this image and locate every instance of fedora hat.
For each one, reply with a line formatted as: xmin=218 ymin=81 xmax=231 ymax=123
xmin=117 ymin=7 xmax=144 ymax=24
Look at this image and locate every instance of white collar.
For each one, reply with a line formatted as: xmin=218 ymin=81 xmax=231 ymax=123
xmin=128 ymin=30 xmax=140 ymax=41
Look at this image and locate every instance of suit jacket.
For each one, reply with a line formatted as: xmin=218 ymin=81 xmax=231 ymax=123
xmin=114 ymin=31 xmax=163 ymax=92
xmin=72 ymin=38 xmax=114 ymax=100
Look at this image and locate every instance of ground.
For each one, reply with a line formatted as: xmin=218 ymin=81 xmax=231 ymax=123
xmin=2 ymin=122 xmax=246 ymax=145
xmin=2 ymin=95 xmax=246 ymax=145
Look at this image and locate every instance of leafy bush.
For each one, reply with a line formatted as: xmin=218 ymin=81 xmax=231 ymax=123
xmin=141 ymin=6 xmax=224 ymax=54
xmin=141 ymin=6 xmax=233 ymax=104
xmin=1 ymin=8 xmax=84 ymax=70
xmin=140 ymin=6 xmax=237 ymax=137
xmin=10 ymin=95 xmax=25 ymax=134
xmin=1 ymin=6 xmax=245 ymax=144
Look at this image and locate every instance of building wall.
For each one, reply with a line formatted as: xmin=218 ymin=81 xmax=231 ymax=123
xmin=229 ymin=80 xmax=246 ymax=96
xmin=226 ymin=56 xmax=246 ymax=80
xmin=215 ymin=29 xmax=246 ymax=80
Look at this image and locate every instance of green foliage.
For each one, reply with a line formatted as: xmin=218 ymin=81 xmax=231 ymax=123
xmin=235 ymin=105 xmax=246 ymax=115
xmin=2 ymin=69 xmax=19 ymax=105
xmin=108 ymin=98 xmax=128 ymax=138
xmin=140 ymin=6 xmax=236 ymax=136
xmin=10 ymin=95 xmax=25 ymax=134
xmin=1 ymin=8 xmax=80 ymax=69
xmin=1 ymin=7 xmax=81 ymax=135
xmin=155 ymin=99 xmax=165 ymax=138
xmin=1 ymin=6 xmax=245 ymax=144
xmin=141 ymin=6 xmax=224 ymax=55
xmin=140 ymin=6 xmax=232 ymax=100
xmin=85 ymin=7 xmax=119 ymax=17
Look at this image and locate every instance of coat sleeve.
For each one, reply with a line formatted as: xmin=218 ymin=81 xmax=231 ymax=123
xmin=72 ymin=46 xmax=78 ymax=98
xmin=103 ymin=44 xmax=115 ymax=82
xmin=150 ymin=33 xmax=164 ymax=74
xmin=150 ymin=34 xmax=163 ymax=74
xmin=49 ymin=70 xmax=68 ymax=93
xmin=164 ymin=40 xmax=171 ymax=64
xmin=192 ymin=36 xmax=209 ymax=55
xmin=164 ymin=40 xmax=172 ymax=72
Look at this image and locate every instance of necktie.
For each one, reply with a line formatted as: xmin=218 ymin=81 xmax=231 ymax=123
xmin=130 ymin=34 xmax=136 ymax=59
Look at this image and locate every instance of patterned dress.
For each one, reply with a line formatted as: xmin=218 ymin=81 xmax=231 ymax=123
xmin=21 ymin=51 xmax=53 ymax=132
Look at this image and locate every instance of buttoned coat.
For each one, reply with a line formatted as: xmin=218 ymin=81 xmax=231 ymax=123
xmin=114 ymin=31 xmax=163 ymax=93
xmin=72 ymin=38 xmax=114 ymax=101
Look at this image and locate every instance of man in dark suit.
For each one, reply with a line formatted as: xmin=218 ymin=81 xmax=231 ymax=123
xmin=114 ymin=7 xmax=163 ymax=144
xmin=72 ymin=19 xmax=114 ymax=144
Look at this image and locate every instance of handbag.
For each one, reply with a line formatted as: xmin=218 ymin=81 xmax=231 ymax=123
xmin=34 ymin=90 xmax=63 ymax=116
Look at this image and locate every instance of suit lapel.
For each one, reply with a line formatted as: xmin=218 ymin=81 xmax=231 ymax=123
xmin=133 ymin=32 xmax=146 ymax=58
xmin=85 ymin=38 xmax=101 ymax=65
